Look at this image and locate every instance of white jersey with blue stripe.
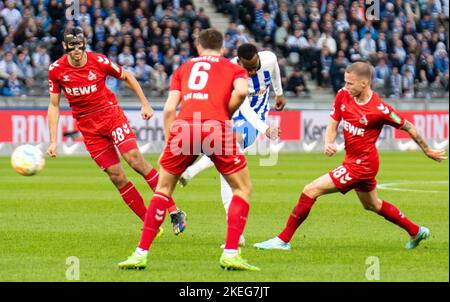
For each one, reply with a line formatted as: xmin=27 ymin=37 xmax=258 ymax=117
xmin=231 ymin=51 xmax=283 ymax=118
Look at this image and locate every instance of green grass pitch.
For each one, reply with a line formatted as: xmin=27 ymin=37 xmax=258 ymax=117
xmin=0 ymin=152 xmax=448 ymax=282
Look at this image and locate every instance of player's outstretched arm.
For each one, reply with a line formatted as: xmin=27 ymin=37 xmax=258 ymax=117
xmin=324 ymin=119 xmax=340 ymax=157
xmin=47 ymin=92 xmax=61 ymax=157
xmin=163 ymin=90 xmax=181 ymax=140
xmin=239 ymin=98 xmax=280 ymax=140
xmin=401 ymin=120 xmax=447 ymax=162
xmin=121 ymin=70 xmax=153 ymax=120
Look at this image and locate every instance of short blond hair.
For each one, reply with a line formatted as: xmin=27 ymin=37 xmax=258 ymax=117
xmin=345 ymin=62 xmax=373 ymax=82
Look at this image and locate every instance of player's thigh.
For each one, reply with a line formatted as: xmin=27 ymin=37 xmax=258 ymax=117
xmin=156 ymin=167 xmax=182 ymax=196
xmin=222 ymin=165 xmax=252 ymax=202
xmin=356 ymin=189 xmax=381 ymax=212
xmin=86 ymin=137 xmax=120 ymax=170
xmin=77 ymin=116 xmax=120 ymax=170
xmin=304 ymin=173 xmax=340 ymax=199
xmin=107 ymin=107 xmax=138 ymax=154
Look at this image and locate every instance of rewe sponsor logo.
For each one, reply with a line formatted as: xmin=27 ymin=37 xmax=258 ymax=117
xmin=65 ymin=84 xmax=97 ymax=96
xmin=342 ymin=119 xmax=365 ymax=136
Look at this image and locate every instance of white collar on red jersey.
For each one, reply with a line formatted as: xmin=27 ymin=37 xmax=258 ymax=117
xmin=353 ymin=91 xmax=373 ymax=106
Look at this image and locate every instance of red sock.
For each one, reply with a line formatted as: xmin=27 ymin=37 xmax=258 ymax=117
xmin=144 ymin=168 xmax=159 ymax=192
xmin=118 ymin=182 xmax=147 ymax=221
xmin=167 ymin=197 xmax=178 ymax=214
xmin=378 ymin=201 xmax=419 ymax=237
xmin=224 ymin=195 xmax=249 ymax=250
xmin=278 ymin=193 xmax=316 ymax=243
xmin=138 ymin=192 xmax=171 ymax=250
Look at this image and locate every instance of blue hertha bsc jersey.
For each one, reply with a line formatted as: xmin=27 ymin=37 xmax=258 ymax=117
xmin=231 ymin=51 xmax=284 ymax=149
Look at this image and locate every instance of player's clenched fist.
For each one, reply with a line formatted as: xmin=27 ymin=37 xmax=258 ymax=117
xmin=265 ymin=126 xmax=281 ymax=140
xmin=324 ymin=143 xmax=337 ymax=157
xmin=47 ymin=143 xmax=57 ymax=157
xmin=141 ymin=103 xmax=154 ymax=120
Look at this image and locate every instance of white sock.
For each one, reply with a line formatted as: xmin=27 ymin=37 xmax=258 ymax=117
xmin=223 ymin=249 xmax=238 ymax=257
xmin=187 ymin=155 xmax=214 ymax=178
xmin=220 ymin=174 xmax=233 ymax=215
xmin=135 ymin=247 xmax=148 ymax=256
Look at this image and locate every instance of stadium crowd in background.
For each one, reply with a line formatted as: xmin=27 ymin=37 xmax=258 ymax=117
xmin=0 ymin=0 xmax=448 ymax=99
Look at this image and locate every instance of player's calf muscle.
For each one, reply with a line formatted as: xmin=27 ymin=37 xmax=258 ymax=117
xmin=106 ymin=166 xmax=128 ymax=188
xmin=123 ymin=150 xmax=151 ymax=175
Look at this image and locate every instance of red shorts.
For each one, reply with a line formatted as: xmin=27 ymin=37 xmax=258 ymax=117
xmin=76 ymin=106 xmax=138 ymax=170
xmin=159 ymin=120 xmax=247 ymax=176
xmin=329 ymin=164 xmax=377 ymax=194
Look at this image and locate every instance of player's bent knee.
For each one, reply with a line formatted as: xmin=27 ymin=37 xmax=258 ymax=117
xmin=362 ymin=202 xmax=378 ymax=212
xmin=303 ymin=183 xmax=318 ymax=198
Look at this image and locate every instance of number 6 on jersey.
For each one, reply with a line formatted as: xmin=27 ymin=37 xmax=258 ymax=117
xmin=188 ymin=62 xmax=211 ymax=90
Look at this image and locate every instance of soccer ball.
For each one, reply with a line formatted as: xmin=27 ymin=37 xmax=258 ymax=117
xmin=11 ymin=145 xmax=45 ymax=176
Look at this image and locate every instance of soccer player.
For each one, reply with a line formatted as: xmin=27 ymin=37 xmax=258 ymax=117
xmin=118 ymin=28 xmax=259 ymax=271
xmin=46 ymin=27 xmax=186 ymax=235
xmin=178 ymin=43 xmax=284 ymax=246
xmin=254 ymin=62 xmax=447 ymax=251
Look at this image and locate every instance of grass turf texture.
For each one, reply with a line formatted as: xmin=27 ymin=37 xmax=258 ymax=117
xmin=0 ymin=152 xmax=448 ymax=282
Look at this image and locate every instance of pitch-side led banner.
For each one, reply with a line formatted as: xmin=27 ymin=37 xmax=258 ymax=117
xmin=0 ymin=109 xmax=447 ymax=143
xmin=0 ymin=109 xmax=77 ymax=143
xmin=393 ymin=111 xmax=449 ymax=140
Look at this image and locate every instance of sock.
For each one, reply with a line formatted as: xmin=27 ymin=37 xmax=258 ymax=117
xmin=144 ymin=168 xmax=159 ymax=192
xmin=224 ymin=195 xmax=249 ymax=250
xmin=278 ymin=193 xmax=316 ymax=243
xmin=377 ymin=200 xmax=419 ymax=237
xmin=135 ymin=247 xmax=148 ymax=255
xmin=118 ymin=182 xmax=147 ymax=221
xmin=220 ymin=174 xmax=233 ymax=215
xmin=223 ymin=249 xmax=238 ymax=257
xmin=138 ymin=192 xmax=171 ymax=250
xmin=187 ymin=155 xmax=214 ymax=178
xmin=167 ymin=196 xmax=178 ymax=214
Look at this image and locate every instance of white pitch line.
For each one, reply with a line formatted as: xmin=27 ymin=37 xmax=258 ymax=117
xmin=377 ymin=180 xmax=449 ymax=193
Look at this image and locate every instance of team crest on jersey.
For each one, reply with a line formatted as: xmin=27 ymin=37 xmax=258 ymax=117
xmin=88 ymin=71 xmax=97 ymax=81
xmin=359 ymin=115 xmax=368 ymax=126
xmin=63 ymin=75 xmax=70 ymax=81
xmin=341 ymin=104 xmax=346 ymax=112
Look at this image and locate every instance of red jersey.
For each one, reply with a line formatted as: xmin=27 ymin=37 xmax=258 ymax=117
xmin=48 ymin=51 xmax=123 ymax=119
xmin=169 ymin=55 xmax=248 ymax=122
xmin=330 ymin=88 xmax=406 ymax=177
